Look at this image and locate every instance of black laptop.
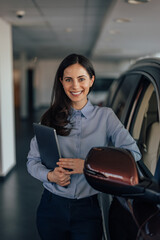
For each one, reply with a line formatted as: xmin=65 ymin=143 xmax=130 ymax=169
xmin=33 ymin=123 xmax=61 ymax=169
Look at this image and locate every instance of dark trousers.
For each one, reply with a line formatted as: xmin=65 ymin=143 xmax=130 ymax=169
xmin=36 ymin=189 xmax=103 ymax=240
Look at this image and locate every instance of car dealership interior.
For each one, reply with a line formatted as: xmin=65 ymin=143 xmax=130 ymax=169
xmin=0 ymin=0 xmax=160 ymax=239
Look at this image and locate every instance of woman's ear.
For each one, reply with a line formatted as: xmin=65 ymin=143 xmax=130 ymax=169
xmin=59 ymin=77 xmax=63 ymax=84
xmin=90 ymin=75 xmax=95 ymax=87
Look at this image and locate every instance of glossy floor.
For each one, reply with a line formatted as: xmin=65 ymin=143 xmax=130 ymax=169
xmin=0 ymin=109 xmax=44 ymax=240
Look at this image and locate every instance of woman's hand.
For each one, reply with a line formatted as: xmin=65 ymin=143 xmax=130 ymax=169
xmin=57 ymin=158 xmax=85 ymax=174
xmin=47 ymin=167 xmax=71 ymax=187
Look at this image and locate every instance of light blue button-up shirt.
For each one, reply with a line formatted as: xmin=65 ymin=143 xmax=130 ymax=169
xmin=27 ymin=100 xmax=141 ymax=199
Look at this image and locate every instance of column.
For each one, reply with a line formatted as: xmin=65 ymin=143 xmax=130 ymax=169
xmin=20 ymin=52 xmax=28 ymax=119
xmin=0 ymin=18 xmax=16 ymax=177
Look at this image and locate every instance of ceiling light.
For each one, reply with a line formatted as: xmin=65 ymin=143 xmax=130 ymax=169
xmin=16 ymin=10 xmax=26 ymax=19
xmin=125 ymin=0 xmax=150 ymax=4
xmin=114 ymin=18 xmax=131 ymax=23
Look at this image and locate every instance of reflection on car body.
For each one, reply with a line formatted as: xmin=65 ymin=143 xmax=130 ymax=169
xmin=84 ymin=58 xmax=160 ymax=240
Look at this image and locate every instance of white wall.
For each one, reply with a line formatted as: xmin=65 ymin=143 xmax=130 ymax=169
xmin=34 ymin=59 xmax=61 ymax=109
xmin=0 ymin=18 xmax=16 ymax=176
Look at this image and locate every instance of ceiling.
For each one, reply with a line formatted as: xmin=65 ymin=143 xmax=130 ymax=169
xmin=0 ymin=0 xmax=160 ymax=61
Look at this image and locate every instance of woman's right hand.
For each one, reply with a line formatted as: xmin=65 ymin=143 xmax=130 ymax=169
xmin=47 ymin=167 xmax=71 ymax=187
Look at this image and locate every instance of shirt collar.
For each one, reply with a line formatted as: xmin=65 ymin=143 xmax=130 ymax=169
xmin=70 ymin=100 xmax=94 ymax=119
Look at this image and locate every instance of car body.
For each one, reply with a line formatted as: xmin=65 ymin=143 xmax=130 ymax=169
xmin=84 ymin=58 xmax=160 ymax=240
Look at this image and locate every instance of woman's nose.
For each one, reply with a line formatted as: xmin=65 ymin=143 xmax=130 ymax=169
xmin=72 ymin=80 xmax=79 ymax=89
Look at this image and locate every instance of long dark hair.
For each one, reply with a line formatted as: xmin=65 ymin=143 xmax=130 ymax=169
xmin=41 ymin=53 xmax=95 ymax=136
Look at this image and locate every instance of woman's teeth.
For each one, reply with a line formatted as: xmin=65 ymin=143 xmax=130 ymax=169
xmin=71 ymin=91 xmax=82 ymax=95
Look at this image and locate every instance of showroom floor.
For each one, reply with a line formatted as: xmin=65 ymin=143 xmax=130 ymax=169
xmin=0 ymin=109 xmax=44 ymax=240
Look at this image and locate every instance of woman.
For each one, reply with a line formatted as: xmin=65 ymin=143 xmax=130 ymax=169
xmin=27 ymin=53 xmax=141 ymax=240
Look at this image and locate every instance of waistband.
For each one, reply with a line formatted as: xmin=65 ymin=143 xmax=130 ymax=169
xmin=43 ymin=188 xmax=98 ymax=205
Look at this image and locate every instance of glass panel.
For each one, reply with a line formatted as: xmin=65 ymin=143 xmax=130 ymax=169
xmin=92 ymin=78 xmax=114 ymax=92
xmin=111 ymin=74 xmax=141 ymax=123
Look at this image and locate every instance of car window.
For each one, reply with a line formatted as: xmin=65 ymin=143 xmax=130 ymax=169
xmin=111 ymin=74 xmax=141 ymax=124
xmin=105 ymin=78 xmax=120 ymax=107
xmin=92 ymin=78 xmax=114 ymax=92
xmin=89 ymin=78 xmax=114 ymax=105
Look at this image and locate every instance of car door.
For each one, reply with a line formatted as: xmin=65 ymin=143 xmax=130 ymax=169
xmin=108 ymin=59 xmax=160 ymax=177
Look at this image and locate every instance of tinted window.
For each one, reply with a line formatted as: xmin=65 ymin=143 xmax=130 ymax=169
xmin=92 ymin=78 xmax=114 ymax=92
xmin=111 ymin=74 xmax=141 ymax=124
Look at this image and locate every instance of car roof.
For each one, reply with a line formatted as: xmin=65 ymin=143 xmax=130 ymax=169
xmin=128 ymin=58 xmax=160 ymax=94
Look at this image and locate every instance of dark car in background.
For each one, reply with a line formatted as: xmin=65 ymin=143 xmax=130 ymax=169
xmin=84 ymin=58 xmax=160 ymax=240
xmin=88 ymin=77 xmax=114 ymax=106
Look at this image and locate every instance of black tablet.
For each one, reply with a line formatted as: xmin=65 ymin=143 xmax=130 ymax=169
xmin=33 ymin=123 xmax=61 ymax=169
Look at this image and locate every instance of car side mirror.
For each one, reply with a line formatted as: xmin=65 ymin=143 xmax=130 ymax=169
xmin=84 ymin=147 xmax=160 ymax=202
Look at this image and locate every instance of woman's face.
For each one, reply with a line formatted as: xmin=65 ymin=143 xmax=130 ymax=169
xmin=60 ymin=63 xmax=94 ymax=110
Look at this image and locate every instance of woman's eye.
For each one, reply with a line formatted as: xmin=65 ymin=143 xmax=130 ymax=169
xmin=79 ymin=78 xmax=85 ymax=82
xmin=65 ymin=78 xmax=71 ymax=82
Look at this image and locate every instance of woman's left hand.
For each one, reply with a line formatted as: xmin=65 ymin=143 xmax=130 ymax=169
xmin=57 ymin=158 xmax=85 ymax=174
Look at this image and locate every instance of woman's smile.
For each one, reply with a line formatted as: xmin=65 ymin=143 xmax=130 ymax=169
xmin=70 ymin=91 xmax=83 ymax=96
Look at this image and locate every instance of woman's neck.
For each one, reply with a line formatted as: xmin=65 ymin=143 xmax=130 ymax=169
xmin=71 ymin=99 xmax=88 ymax=110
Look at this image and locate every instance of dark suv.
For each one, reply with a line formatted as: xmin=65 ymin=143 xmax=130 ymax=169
xmin=84 ymin=58 xmax=160 ymax=240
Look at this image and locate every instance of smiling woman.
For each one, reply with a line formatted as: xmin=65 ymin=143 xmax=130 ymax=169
xmin=27 ymin=53 xmax=141 ymax=240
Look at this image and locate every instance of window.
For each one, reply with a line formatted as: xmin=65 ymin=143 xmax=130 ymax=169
xmin=111 ymin=74 xmax=141 ymax=124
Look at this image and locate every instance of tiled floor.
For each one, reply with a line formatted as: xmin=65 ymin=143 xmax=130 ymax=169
xmin=0 ymin=109 xmax=45 ymax=240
